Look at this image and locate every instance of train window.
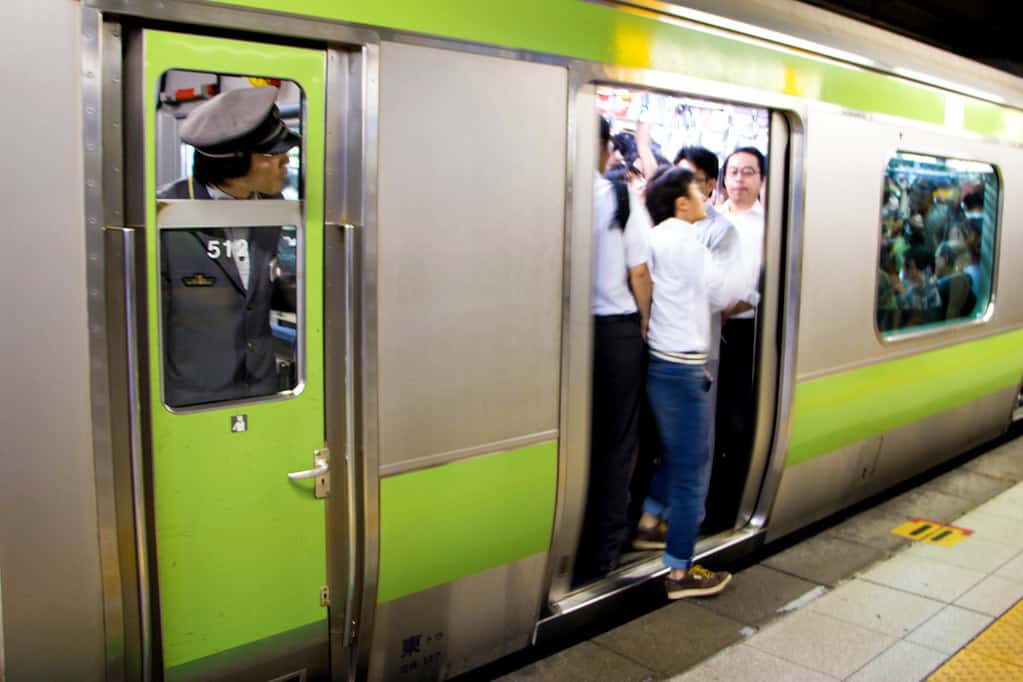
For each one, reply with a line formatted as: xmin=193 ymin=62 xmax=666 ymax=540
xmin=876 ymin=153 xmax=998 ymax=337
xmin=155 ymin=71 xmax=304 ymax=408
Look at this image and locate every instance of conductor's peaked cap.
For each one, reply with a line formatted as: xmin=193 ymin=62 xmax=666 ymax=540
xmin=180 ymin=86 xmax=301 ymax=158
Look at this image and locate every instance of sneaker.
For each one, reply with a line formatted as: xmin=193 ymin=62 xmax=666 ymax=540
xmin=664 ymin=565 xmax=732 ymax=599
xmin=632 ymin=522 xmax=667 ymax=550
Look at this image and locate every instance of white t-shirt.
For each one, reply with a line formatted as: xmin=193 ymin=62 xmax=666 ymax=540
xmin=721 ymin=200 xmax=764 ymax=320
xmin=646 ymin=218 xmax=743 ymax=355
xmin=592 ymin=173 xmax=651 ymax=315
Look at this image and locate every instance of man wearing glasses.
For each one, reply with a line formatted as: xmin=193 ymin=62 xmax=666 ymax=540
xmin=158 ymin=86 xmax=299 ymax=407
xmin=709 ymin=147 xmax=766 ymax=527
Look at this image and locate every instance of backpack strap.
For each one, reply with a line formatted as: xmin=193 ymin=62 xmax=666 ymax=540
xmin=612 ymin=181 xmax=630 ymax=230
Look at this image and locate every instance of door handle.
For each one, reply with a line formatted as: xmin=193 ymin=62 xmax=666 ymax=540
xmin=288 ymin=448 xmax=331 ymax=498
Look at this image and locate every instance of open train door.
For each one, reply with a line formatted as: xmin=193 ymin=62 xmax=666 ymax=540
xmin=99 ymin=20 xmax=376 ymax=681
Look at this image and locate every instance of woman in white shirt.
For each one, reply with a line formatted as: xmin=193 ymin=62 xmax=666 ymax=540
xmin=632 ymin=167 xmax=744 ymax=599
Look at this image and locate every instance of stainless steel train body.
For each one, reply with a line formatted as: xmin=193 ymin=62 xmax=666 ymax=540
xmin=3 ymin=0 xmax=1023 ymax=680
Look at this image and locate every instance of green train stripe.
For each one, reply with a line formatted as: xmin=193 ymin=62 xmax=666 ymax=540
xmin=377 ymin=441 xmax=558 ymax=604
xmin=212 ymin=0 xmax=1020 ymax=142
xmin=788 ymin=329 xmax=1023 ymax=468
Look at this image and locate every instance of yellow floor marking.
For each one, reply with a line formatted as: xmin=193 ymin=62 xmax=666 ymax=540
xmin=891 ymin=518 xmax=944 ymax=541
xmin=924 ymin=523 xmax=974 ymax=547
xmin=890 ymin=518 xmax=973 ymax=546
xmin=928 ymin=598 xmax=1023 ymax=680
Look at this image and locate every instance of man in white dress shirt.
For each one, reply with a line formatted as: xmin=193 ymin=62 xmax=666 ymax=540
xmin=675 ymin=147 xmax=759 ymax=531
xmin=712 ymin=146 xmax=766 ymax=527
xmin=575 ymin=117 xmax=652 ymax=585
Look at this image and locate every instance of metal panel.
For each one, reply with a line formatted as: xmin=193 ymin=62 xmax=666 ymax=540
xmin=155 ymin=199 xmax=303 ymax=228
xmin=766 ymin=388 xmax=1013 ymax=541
xmin=796 ymin=106 xmax=1023 ymax=382
xmin=375 ymin=42 xmax=567 ymax=468
xmin=545 ymin=84 xmax=596 ymax=601
xmin=367 ymin=553 xmax=548 ymax=681
xmin=0 ymin=570 xmax=4 ymax=682
xmin=105 ymin=226 xmax=151 ymax=682
xmin=0 ymin=3 xmax=106 ymax=681
xmin=750 ymin=109 xmax=808 ymax=530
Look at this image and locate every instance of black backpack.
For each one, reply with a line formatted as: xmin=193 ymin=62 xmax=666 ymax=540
xmin=612 ymin=181 xmax=630 ymax=230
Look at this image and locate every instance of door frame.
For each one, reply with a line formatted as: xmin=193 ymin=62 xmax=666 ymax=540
xmin=543 ymin=61 xmax=809 ymax=607
xmin=83 ymin=4 xmax=382 ymax=680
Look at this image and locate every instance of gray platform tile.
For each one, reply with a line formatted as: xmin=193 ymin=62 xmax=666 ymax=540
xmin=906 ymin=605 xmax=993 ymax=655
xmin=762 ymin=534 xmax=888 ymax=587
xmin=924 ymin=468 xmax=1016 ymax=506
xmin=495 ymin=640 xmax=656 ymax=682
xmin=903 ymin=534 xmax=1021 ymax=574
xmin=688 ymin=565 xmax=820 ymax=627
xmin=976 ymin=493 xmax=1023 ymax=522
xmin=807 ymin=578 xmax=944 ymax=638
xmin=962 ymin=441 xmax=1023 ymax=482
xmin=746 ymin=610 xmax=897 ymax=679
xmin=825 ymin=507 xmax=913 ymax=552
xmin=874 ymin=487 xmax=976 ymax=524
xmin=954 ymin=574 xmax=1023 ymax=617
xmin=955 ymin=509 xmax=1023 ymax=548
xmin=995 ymin=549 xmax=1023 ymax=582
xmin=845 ymin=640 xmax=947 ymax=682
xmin=592 ymin=599 xmax=746 ymax=676
xmin=668 ymin=643 xmax=839 ymax=682
xmin=859 ymin=553 xmax=985 ymax=602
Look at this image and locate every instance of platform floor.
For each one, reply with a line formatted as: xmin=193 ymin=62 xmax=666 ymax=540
xmin=496 ymin=432 xmax=1023 ymax=681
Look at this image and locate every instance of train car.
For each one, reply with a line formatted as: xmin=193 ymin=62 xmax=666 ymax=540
xmin=3 ymin=0 xmax=1023 ymax=680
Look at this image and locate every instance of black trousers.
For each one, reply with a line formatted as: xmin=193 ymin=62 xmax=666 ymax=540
xmin=574 ymin=314 xmax=645 ymax=585
xmin=705 ymin=316 xmax=757 ymax=530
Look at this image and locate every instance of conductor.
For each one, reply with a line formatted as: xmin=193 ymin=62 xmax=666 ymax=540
xmin=157 ymin=86 xmax=300 ymax=407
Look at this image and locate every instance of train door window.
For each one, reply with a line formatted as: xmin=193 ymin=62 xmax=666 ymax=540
xmin=155 ymin=70 xmax=304 ymax=408
xmin=876 ymin=153 xmax=999 ymax=336
xmin=577 ymin=87 xmax=771 ymax=587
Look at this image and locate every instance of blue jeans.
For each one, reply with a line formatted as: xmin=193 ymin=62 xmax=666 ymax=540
xmin=642 ymin=356 xmax=712 ymax=570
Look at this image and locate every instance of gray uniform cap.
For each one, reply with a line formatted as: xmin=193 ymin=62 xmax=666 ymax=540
xmin=180 ymin=86 xmax=300 ymax=157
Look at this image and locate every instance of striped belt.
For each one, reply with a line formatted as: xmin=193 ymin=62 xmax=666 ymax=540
xmin=650 ymin=349 xmax=708 ymax=365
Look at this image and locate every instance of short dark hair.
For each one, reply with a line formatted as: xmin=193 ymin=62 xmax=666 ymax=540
xmin=645 ymin=167 xmax=698 ymax=225
xmin=599 ymin=116 xmax=611 ymax=145
xmin=724 ymin=146 xmax=766 ymax=177
xmin=905 ymin=245 xmax=933 ymax=272
xmin=611 ymin=132 xmax=638 ymax=164
xmin=962 ymin=190 xmax=983 ymax=211
xmin=674 ymin=145 xmax=719 ymax=180
xmin=192 ymin=150 xmax=252 ymax=187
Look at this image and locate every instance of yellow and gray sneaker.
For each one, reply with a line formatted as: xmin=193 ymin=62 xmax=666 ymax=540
xmin=665 ymin=565 xmax=732 ymax=599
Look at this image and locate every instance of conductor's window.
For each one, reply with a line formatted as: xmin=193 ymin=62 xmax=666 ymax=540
xmin=876 ymin=153 xmax=998 ymax=337
xmin=155 ymin=70 xmax=304 ymax=409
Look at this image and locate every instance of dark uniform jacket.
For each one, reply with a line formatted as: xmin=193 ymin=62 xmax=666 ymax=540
xmin=157 ymin=178 xmax=281 ymax=407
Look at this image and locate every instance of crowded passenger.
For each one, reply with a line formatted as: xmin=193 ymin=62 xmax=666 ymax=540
xmin=632 ymin=167 xmax=746 ymax=598
xmin=575 ymin=117 xmax=652 ymax=586
xmin=673 ymin=146 xmax=758 ymax=476
xmin=711 ymin=146 xmax=765 ymax=525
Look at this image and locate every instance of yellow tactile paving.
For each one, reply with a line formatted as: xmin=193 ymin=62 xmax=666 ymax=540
xmin=970 ymin=621 xmax=1023 ymax=667
xmin=1002 ymin=601 xmax=1023 ymax=630
xmin=928 ymin=598 xmax=1023 ymax=681
xmin=928 ymin=648 xmax=1023 ymax=681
